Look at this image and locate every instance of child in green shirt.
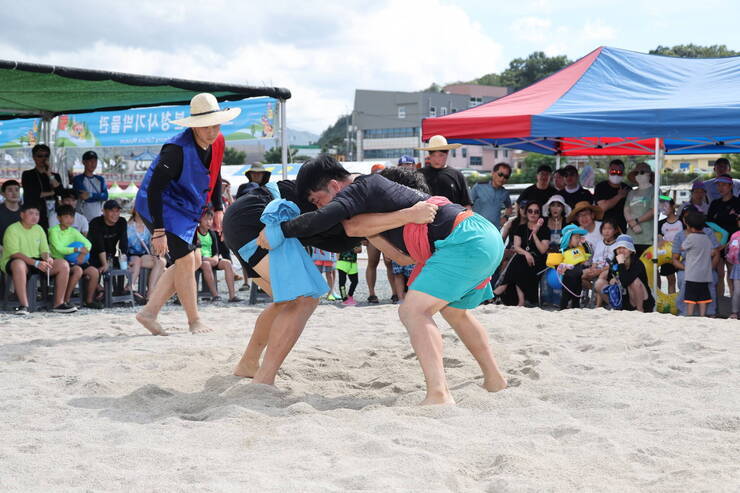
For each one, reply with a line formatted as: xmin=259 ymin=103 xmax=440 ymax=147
xmin=197 ymin=209 xmax=241 ymax=302
xmin=48 ymin=204 xmax=102 ymax=309
xmin=2 ymin=204 xmax=75 ymax=314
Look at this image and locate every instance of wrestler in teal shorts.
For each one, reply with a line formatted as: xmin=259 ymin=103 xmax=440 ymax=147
xmin=410 ymin=213 xmax=504 ymax=309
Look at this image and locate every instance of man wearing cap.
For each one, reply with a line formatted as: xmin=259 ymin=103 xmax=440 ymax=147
xmin=470 ymin=162 xmax=512 ymax=229
xmin=21 ymin=144 xmax=65 ymax=229
xmin=560 ymin=165 xmax=594 ymax=208
xmin=72 ymin=150 xmax=109 ymax=222
xmin=87 ymin=199 xmax=128 ymax=306
xmin=397 ymin=155 xmax=417 ymax=169
xmin=594 ymin=159 xmax=631 ymax=233
xmin=519 ymin=164 xmax=556 ymax=207
xmin=417 ymin=135 xmax=472 ymax=209
xmin=704 ymin=158 xmax=740 ymax=203
xmin=135 ymin=93 xmax=237 ymax=335
xmin=236 ymin=163 xmax=271 ymax=199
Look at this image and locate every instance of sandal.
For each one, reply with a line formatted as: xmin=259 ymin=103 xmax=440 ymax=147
xmin=367 ymin=295 xmax=379 ymax=304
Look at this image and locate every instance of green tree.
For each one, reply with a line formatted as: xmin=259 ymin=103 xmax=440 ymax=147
xmin=263 ymin=146 xmax=298 ymax=163
xmin=498 ymin=52 xmax=571 ymax=91
xmin=223 ymin=146 xmax=246 ymax=165
xmin=317 ymin=114 xmax=351 ymax=154
xmin=507 ymin=153 xmax=558 ymax=184
xmin=649 ymin=44 xmax=740 ymax=58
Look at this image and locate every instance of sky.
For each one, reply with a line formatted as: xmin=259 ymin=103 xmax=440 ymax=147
xmin=2 ymin=0 xmax=739 ymax=135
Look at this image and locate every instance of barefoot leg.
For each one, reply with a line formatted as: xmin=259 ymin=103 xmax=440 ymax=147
xmin=252 ymin=296 xmax=319 ymax=385
xmin=440 ymin=305 xmax=507 ymax=392
xmin=234 ymin=301 xmax=282 ymax=377
xmin=398 ymin=290 xmax=454 ymax=405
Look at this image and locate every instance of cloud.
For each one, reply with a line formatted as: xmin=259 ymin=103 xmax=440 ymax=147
xmin=0 ymin=0 xmax=504 ymax=134
xmin=581 ymin=19 xmax=617 ymax=42
xmin=510 ymin=17 xmax=553 ymax=43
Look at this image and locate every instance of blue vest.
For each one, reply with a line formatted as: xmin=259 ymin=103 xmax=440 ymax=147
xmin=135 ymin=129 xmax=210 ymax=244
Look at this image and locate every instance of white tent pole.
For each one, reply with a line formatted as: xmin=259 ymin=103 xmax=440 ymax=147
xmin=555 ymin=154 xmax=561 ymax=169
xmin=280 ymin=99 xmax=288 ymax=180
xmin=652 ymin=137 xmax=662 ymax=300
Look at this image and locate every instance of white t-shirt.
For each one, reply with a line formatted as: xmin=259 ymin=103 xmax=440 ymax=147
xmin=591 ymin=239 xmax=616 ymax=268
xmin=48 ymin=212 xmax=89 ymax=235
xmin=583 ymin=220 xmax=603 ymax=252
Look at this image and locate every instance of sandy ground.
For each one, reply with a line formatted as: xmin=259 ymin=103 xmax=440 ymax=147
xmin=1 ymin=299 xmax=739 ymax=492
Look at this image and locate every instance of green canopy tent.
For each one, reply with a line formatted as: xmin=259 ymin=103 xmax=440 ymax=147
xmin=0 ymin=59 xmax=292 ymax=177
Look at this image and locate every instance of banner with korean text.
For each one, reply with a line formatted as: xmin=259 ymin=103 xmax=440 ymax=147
xmin=53 ymin=97 xmax=277 ymax=147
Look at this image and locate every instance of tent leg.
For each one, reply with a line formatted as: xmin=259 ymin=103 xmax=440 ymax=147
xmin=279 ymin=99 xmax=288 ymax=180
xmin=555 ymin=154 xmax=561 ymax=169
xmin=652 ymin=138 xmax=662 ymax=303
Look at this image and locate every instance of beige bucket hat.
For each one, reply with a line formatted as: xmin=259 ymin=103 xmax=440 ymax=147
xmin=416 ymin=135 xmax=462 ymax=151
xmin=170 ymin=93 xmax=241 ymax=128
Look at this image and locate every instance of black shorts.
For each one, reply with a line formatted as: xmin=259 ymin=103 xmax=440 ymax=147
xmin=684 ymin=280 xmax=712 ymax=304
xmin=659 ymin=263 xmax=677 ymax=276
xmin=3 ymin=257 xmax=43 ymax=275
xmin=141 ymin=216 xmax=199 ymax=262
xmin=223 ymin=192 xmax=270 ymax=278
xmin=66 ymin=260 xmax=91 ymax=270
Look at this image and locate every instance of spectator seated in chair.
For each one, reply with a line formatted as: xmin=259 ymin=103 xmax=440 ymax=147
xmin=48 ymin=204 xmax=101 ymax=309
xmin=0 ymin=179 xmax=22 ymax=243
xmin=1 ymin=203 xmax=75 ymax=314
xmin=88 ymin=199 xmax=128 ymax=298
xmin=126 ymin=208 xmax=166 ymax=303
xmin=197 ymin=208 xmax=241 ymax=302
xmin=48 ymin=188 xmax=89 ymax=236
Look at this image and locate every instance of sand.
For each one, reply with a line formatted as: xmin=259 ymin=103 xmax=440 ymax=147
xmin=1 ymin=303 xmax=739 ymax=492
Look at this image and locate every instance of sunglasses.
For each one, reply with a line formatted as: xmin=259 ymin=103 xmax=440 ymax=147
xmin=636 ymin=170 xmax=650 ymax=175
xmin=609 ymin=169 xmax=624 ymax=175
xmin=526 ymin=209 xmax=541 ymax=214
xmin=497 ymin=172 xmax=511 ymax=179
xmin=35 ymin=154 xmax=50 ymax=159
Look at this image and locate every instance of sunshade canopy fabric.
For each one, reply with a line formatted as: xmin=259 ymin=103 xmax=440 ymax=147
xmin=422 ymin=46 xmax=740 ymax=155
xmin=0 ymin=59 xmax=291 ymax=119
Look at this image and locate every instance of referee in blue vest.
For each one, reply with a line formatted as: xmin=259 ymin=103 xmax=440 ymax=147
xmin=135 ymin=93 xmax=239 ymax=335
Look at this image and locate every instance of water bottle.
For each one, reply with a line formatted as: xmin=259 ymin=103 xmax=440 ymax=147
xmin=119 ymin=253 xmax=128 ymax=270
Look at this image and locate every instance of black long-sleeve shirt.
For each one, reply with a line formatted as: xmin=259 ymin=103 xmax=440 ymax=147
xmin=280 ymin=174 xmax=463 ymax=254
xmin=88 ymin=216 xmax=128 ymax=262
xmin=147 ymin=142 xmax=222 ymax=229
xmin=419 ymin=166 xmax=472 ymax=207
xmin=21 ymin=168 xmax=64 ymax=226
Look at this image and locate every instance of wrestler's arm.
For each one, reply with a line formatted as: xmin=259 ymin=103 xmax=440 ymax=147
xmin=341 ymin=202 xmax=438 ymax=237
xmin=367 ymin=235 xmax=415 ymax=265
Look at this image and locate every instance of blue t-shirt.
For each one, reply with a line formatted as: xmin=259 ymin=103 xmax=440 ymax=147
xmin=127 ymin=223 xmax=152 ymax=255
xmin=470 ymin=183 xmax=511 ymax=229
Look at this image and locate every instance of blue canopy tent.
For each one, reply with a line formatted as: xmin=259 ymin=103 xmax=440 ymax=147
xmin=424 ymin=46 xmax=740 ymax=297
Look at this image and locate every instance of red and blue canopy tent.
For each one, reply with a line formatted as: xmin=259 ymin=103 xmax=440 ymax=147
xmin=422 ymin=46 xmax=740 ymax=295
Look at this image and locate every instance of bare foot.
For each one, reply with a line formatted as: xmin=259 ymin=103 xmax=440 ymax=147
xmin=419 ymin=390 xmax=455 ymax=406
xmin=189 ymin=319 xmax=214 ymax=334
xmin=483 ymin=374 xmax=508 ymax=392
xmin=233 ymin=358 xmax=259 ymax=378
xmin=136 ymin=311 xmax=168 ymax=336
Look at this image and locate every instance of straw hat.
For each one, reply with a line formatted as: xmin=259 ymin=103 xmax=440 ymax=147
xmin=416 ymin=135 xmax=462 ymax=151
xmin=170 ymin=93 xmax=241 ymax=128
xmin=567 ymin=200 xmax=603 ymax=223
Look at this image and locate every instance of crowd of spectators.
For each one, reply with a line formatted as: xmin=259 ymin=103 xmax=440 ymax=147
xmin=471 ymin=157 xmax=740 ymax=318
xmin=0 ymin=145 xmax=242 ymax=315
xmin=2 ymin=144 xmax=739 ymax=319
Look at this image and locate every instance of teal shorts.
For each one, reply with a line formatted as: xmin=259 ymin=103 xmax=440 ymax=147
xmin=409 ymin=213 xmax=504 ymax=309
